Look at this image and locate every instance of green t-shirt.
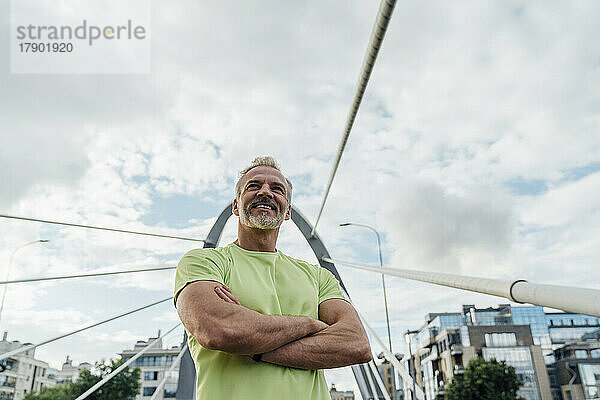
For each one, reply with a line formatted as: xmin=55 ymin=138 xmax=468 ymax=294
xmin=174 ymin=243 xmax=346 ymax=400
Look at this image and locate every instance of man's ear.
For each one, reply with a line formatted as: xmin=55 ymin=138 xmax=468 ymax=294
xmin=232 ymin=197 xmax=240 ymax=216
xmin=284 ymin=203 xmax=291 ymax=221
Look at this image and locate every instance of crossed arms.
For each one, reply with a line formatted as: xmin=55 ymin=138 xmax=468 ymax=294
xmin=176 ymin=280 xmax=372 ymax=370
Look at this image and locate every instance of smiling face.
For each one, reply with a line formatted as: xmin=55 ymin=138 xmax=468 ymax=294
xmin=233 ymin=166 xmax=291 ymax=230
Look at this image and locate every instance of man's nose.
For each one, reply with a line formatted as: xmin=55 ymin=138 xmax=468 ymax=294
xmin=257 ymin=184 xmax=274 ymax=198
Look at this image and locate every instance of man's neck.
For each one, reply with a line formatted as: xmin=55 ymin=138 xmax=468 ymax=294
xmin=235 ymin=224 xmax=280 ymax=252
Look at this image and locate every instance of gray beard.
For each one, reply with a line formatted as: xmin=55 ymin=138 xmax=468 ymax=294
xmin=239 ymin=203 xmax=285 ymax=230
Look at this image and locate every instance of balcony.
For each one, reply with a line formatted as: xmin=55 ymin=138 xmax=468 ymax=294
xmin=450 ymin=345 xmax=463 ymax=355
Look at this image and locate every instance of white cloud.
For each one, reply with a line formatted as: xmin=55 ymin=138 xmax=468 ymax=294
xmin=521 ymin=172 xmax=600 ymax=228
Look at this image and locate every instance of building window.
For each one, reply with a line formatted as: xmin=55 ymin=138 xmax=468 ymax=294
xmin=2 ymin=360 xmax=15 ymax=371
xmin=565 ymin=389 xmax=573 ymax=400
xmin=484 ymin=333 xmax=517 ymax=347
xmin=575 ymin=350 xmax=588 ymax=359
xmin=143 ymin=387 xmax=156 ymax=396
xmin=481 ymin=346 xmax=540 ymax=399
xmin=164 ymin=387 xmax=177 ymax=398
xmin=134 ymin=356 xmax=173 ymax=367
xmin=144 ymin=371 xmax=158 ymax=380
xmin=591 ymin=349 xmax=600 ymax=359
xmin=0 ymin=375 xmax=17 ymax=388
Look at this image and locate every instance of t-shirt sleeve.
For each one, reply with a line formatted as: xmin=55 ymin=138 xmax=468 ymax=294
xmin=173 ymin=249 xmax=227 ymax=307
xmin=318 ymin=267 xmax=346 ymax=304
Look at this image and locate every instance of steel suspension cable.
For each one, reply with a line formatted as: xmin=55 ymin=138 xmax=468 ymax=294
xmin=0 ymin=297 xmax=172 ymax=361
xmin=150 ymin=343 xmax=188 ymax=400
xmin=311 ymin=0 xmax=397 ymax=235
xmin=325 ymin=257 xmax=600 ymax=317
xmin=339 ymin=290 xmax=422 ymax=400
xmin=75 ymin=323 xmax=181 ymax=400
xmin=0 ymin=214 xmax=204 ymax=242
xmin=356 ymin=307 xmax=426 ymax=400
xmin=368 ymin=360 xmax=392 ymax=400
xmin=0 ymin=266 xmax=176 ymax=285
xmin=364 ymin=360 xmax=381 ymax=400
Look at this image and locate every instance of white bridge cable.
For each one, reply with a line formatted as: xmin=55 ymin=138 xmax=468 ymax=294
xmin=150 ymin=343 xmax=188 ymax=400
xmin=339 ymin=290 xmax=421 ymax=400
xmin=325 ymin=257 xmax=600 ymax=318
xmin=311 ymin=0 xmax=397 ymax=235
xmin=0 ymin=214 xmax=205 ymax=242
xmin=0 ymin=297 xmax=172 ymax=361
xmin=368 ymin=359 xmax=392 ymax=400
xmin=75 ymin=323 xmax=181 ymax=400
xmin=364 ymin=360 xmax=381 ymax=400
xmin=355 ymin=307 xmax=426 ymax=400
xmin=0 ymin=266 xmax=176 ymax=285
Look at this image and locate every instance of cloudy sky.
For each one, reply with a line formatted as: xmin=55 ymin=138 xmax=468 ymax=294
xmin=1 ymin=0 xmax=599 ymax=397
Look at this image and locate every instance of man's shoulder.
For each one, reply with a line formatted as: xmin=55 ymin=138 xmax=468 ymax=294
xmin=180 ymin=246 xmax=232 ymax=265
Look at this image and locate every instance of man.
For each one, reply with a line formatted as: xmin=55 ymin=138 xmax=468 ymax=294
xmin=174 ymin=156 xmax=371 ymax=399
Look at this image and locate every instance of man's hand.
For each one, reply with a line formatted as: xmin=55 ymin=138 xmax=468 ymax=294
xmin=261 ymin=299 xmax=372 ymax=370
xmin=213 ymin=284 xmax=241 ymax=305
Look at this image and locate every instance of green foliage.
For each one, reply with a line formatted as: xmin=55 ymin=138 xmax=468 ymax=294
xmin=441 ymin=358 xmax=525 ymax=400
xmin=24 ymin=385 xmax=73 ymax=400
xmin=24 ymin=359 xmax=140 ymax=400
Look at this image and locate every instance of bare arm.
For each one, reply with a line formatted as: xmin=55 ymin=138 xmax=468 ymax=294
xmin=176 ymin=280 xmax=328 ymax=355
xmin=259 ymin=299 xmax=372 ymax=369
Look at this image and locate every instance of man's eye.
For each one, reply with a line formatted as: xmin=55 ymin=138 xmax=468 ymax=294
xmin=247 ymin=183 xmax=259 ymax=189
xmin=273 ymin=187 xmax=284 ymax=193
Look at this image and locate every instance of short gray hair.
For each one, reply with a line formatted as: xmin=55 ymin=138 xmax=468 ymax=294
xmin=235 ymin=156 xmax=293 ymax=202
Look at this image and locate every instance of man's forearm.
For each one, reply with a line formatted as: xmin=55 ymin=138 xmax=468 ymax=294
xmin=260 ymin=322 xmax=372 ymax=369
xmin=202 ymin=305 xmax=328 ymax=355
xmin=179 ymin=282 xmax=329 ymax=356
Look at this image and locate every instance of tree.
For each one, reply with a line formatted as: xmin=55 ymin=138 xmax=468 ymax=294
xmin=24 ymin=359 xmax=141 ymax=400
xmin=23 ymin=385 xmax=73 ymax=400
xmin=440 ymin=358 xmax=525 ymax=400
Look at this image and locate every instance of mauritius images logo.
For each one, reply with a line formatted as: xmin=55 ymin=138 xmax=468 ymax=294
xmin=15 ymin=19 xmax=146 ymax=46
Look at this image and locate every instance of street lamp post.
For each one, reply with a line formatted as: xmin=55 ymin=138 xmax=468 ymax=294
xmin=339 ymin=222 xmax=393 ymax=353
xmin=0 ymin=240 xmax=49 ymax=325
xmin=405 ymin=330 xmax=419 ymax=400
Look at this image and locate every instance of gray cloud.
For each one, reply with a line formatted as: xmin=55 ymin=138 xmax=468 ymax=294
xmin=0 ymin=129 xmax=89 ymax=208
xmin=380 ymin=181 xmax=515 ymax=272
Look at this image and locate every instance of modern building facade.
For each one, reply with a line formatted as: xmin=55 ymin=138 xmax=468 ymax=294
xmin=549 ymin=342 xmax=600 ymax=400
xmin=120 ymin=333 xmax=183 ymax=400
xmin=403 ymin=304 xmax=600 ymax=400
